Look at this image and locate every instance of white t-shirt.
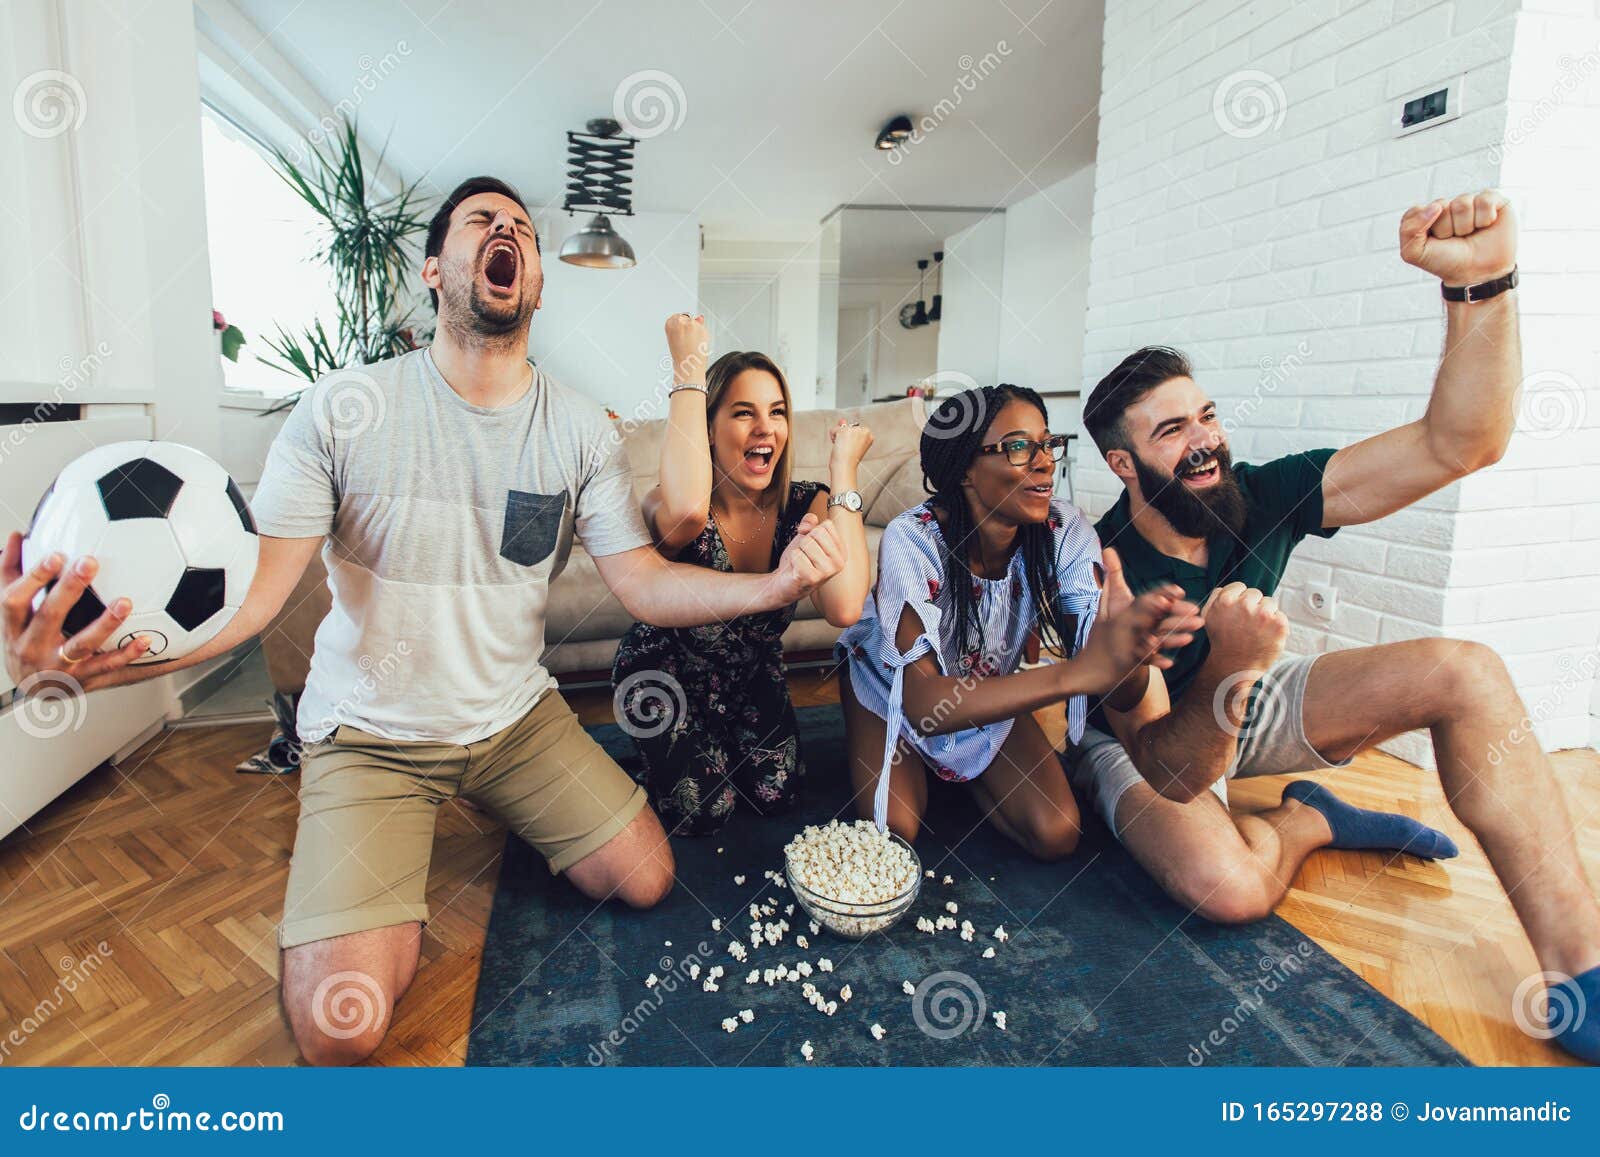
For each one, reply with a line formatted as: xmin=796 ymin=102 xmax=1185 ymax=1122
xmin=250 ymin=349 xmax=650 ymax=744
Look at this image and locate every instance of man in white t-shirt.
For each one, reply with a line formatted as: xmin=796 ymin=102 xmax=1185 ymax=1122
xmin=2 ymin=175 xmax=846 ymax=1065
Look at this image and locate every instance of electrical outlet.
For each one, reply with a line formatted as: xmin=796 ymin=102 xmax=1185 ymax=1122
xmin=1394 ymin=75 xmax=1464 ymax=137
xmin=1305 ymin=582 xmax=1337 ymax=621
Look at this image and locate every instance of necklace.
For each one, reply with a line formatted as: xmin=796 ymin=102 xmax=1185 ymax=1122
xmin=711 ymin=498 xmax=771 ymax=544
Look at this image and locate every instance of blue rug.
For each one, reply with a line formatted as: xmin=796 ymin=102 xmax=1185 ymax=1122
xmin=466 ymin=704 xmax=1465 ymax=1067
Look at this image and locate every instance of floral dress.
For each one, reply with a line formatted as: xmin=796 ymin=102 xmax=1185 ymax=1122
xmin=612 ymin=480 xmax=827 ymax=836
xmin=835 ymin=496 xmax=1103 ymax=829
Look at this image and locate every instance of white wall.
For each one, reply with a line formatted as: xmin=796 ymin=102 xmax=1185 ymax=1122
xmin=936 ymin=214 xmax=1006 ymax=386
xmin=996 ymin=165 xmax=1096 ymax=403
xmin=1475 ymin=3 xmax=1600 ymax=749
xmin=1 ymin=0 xmax=216 ymax=833
xmin=531 ymin=210 xmax=701 ymax=421
xmin=699 ymin=233 xmax=825 ymax=409
xmin=837 ymin=279 xmax=940 ymax=403
xmin=1074 ymin=0 xmax=1594 ymax=762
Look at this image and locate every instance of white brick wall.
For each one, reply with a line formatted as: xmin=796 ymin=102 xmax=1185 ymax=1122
xmin=1075 ymin=0 xmax=1600 ymax=761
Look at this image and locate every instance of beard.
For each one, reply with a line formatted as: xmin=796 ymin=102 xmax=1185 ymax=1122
xmin=438 ymin=248 xmax=536 ymax=345
xmin=1131 ymin=444 xmax=1248 ymax=539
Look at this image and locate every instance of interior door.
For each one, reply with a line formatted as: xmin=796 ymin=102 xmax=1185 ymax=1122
xmin=835 ymin=304 xmax=878 ymax=408
xmin=699 ymin=276 xmax=777 ymax=362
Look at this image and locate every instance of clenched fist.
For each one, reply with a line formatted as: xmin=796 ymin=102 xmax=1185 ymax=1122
xmin=665 ymin=313 xmax=710 ymax=387
xmin=1399 ymin=189 xmax=1516 ymax=287
xmin=1200 ymin=582 xmax=1289 ymax=673
xmin=769 ymin=514 xmax=845 ymax=604
xmin=827 ymin=418 xmax=874 ymax=473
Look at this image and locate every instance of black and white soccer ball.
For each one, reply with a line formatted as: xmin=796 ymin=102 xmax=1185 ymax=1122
xmin=22 ymin=441 xmax=259 ymax=664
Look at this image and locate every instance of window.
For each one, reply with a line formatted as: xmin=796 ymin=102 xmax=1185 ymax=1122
xmin=199 ymin=105 xmax=340 ymax=398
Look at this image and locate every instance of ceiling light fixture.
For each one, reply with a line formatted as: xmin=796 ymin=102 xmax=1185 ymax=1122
xmin=560 ymin=117 xmax=638 ymax=269
xmin=875 ymin=114 xmax=913 ymax=151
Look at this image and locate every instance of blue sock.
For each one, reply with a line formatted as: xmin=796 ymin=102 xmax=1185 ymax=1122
xmin=1552 ymin=966 xmax=1600 ymax=1064
xmin=1283 ymin=779 xmax=1459 ymax=861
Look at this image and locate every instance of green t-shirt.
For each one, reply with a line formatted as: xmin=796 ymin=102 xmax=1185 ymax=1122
xmin=1092 ymin=448 xmax=1339 ymax=710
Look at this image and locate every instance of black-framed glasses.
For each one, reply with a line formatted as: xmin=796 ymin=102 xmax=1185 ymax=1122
xmin=979 ymin=433 xmax=1069 ymax=466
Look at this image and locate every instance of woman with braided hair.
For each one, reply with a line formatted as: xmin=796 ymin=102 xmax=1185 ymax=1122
xmin=835 ymin=385 xmax=1202 ymax=857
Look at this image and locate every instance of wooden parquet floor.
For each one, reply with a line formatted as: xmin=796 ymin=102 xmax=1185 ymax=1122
xmin=1 ymin=667 xmax=1595 ymax=1067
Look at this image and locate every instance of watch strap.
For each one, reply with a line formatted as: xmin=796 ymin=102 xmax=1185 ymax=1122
xmin=1441 ymin=266 xmax=1518 ymax=303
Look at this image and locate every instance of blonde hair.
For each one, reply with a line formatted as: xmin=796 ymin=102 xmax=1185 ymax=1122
xmin=704 ymin=351 xmax=794 ymax=501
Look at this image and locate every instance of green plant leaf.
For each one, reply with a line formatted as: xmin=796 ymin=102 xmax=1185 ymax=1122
xmin=219 ymin=324 xmax=247 ymax=362
xmin=260 ymin=114 xmax=430 ymax=414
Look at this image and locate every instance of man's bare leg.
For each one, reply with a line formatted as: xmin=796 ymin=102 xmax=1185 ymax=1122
xmin=1301 ymin=639 xmax=1600 ymax=979
xmin=1113 ymin=780 xmax=1331 ymax=924
xmin=281 ymin=922 xmax=422 ymax=1066
xmin=564 ymin=806 xmax=677 ymax=910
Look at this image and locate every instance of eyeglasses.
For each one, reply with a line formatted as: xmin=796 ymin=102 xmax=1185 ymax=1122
xmin=979 ymin=433 xmax=1069 ymax=467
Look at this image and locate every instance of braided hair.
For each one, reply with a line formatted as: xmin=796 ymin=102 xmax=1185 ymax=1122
xmin=920 ymin=384 xmax=1071 ymax=663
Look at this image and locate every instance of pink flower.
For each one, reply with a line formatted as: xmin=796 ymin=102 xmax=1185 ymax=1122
xmin=212 ymin=309 xmax=227 ymax=331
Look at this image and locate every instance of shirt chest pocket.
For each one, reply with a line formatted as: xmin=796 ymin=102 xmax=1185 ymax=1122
xmin=500 ymin=488 xmax=568 ymax=569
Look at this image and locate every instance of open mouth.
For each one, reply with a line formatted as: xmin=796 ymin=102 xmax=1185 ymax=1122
xmin=1023 ymin=481 xmax=1053 ymax=498
xmin=1176 ymin=455 xmax=1221 ymax=487
xmin=743 ymin=445 xmax=775 ymax=475
xmin=483 ymin=239 xmax=519 ymax=292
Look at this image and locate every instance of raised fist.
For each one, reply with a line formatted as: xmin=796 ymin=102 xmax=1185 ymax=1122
xmin=665 ymin=313 xmax=710 ymax=386
xmin=1200 ymin=582 xmax=1289 ymax=673
xmin=1399 ymin=190 xmax=1516 ymax=286
xmin=828 ymin=418 xmax=874 ymax=472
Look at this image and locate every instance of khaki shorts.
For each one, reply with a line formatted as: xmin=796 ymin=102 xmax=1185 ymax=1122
xmin=278 ymin=691 xmax=647 ymax=949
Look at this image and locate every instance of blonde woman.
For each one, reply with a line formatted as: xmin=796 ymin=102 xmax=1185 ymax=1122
xmin=612 ymin=314 xmax=872 ymax=835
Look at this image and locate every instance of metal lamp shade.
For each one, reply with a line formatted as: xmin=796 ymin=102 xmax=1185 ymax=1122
xmin=559 ymin=214 xmax=636 ymax=268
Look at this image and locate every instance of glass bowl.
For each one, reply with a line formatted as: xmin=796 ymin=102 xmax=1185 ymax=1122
xmin=784 ymin=833 xmax=921 ymax=940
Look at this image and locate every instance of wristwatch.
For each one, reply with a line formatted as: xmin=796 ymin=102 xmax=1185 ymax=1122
xmin=1441 ymin=266 xmax=1518 ymax=303
xmin=827 ymin=489 xmax=864 ymax=513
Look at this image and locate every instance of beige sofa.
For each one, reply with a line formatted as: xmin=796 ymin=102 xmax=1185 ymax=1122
xmin=260 ymin=395 xmax=930 ymax=695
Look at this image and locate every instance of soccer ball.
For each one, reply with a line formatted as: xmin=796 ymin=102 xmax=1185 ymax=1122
xmin=22 ymin=441 xmax=259 ymax=664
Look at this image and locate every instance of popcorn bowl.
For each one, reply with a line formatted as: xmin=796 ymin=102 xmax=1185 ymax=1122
xmin=784 ymin=833 xmax=922 ymax=940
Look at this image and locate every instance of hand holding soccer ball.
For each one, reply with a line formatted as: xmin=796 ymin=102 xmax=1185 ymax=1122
xmin=3 ymin=441 xmax=258 ymax=692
